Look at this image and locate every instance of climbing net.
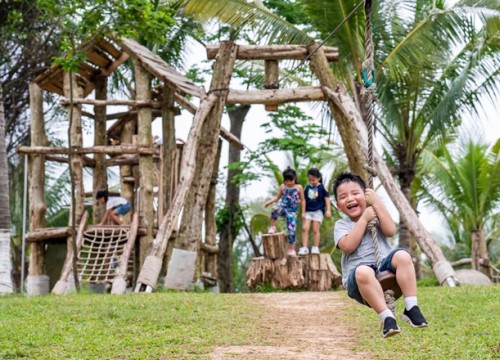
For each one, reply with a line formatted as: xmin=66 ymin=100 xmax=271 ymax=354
xmin=77 ymin=227 xmax=134 ymax=284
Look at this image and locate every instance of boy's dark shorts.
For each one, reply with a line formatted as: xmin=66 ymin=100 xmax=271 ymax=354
xmin=346 ymin=248 xmax=409 ymax=306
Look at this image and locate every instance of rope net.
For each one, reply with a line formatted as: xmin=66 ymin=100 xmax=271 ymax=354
xmin=77 ymin=227 xmax=134 ymax=284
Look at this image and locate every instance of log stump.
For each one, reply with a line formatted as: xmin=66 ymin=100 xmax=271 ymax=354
xmin=262 ymin=232 xmax=288 ymax=259
xmin=246 ymin=249 xmax=341 ymax=291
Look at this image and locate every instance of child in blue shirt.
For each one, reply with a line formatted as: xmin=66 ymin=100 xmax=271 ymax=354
xmin=298 ymin=168 xmax=331 ymax=255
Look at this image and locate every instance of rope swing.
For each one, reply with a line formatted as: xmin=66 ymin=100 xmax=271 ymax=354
xmin=362 ymin=0 xmax=402 ymax=315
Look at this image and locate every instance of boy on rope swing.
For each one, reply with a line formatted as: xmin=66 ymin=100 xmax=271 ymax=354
xmin=332 ymin=172 xmax=428 ymax=338
xmin=96 ymin=190 xmax=131 ymax=226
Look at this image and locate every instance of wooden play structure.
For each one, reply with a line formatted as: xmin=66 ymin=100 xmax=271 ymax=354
xmin=18 ymin=32 xmax=459 ymax=295
xmin=246 ymin=233 xmax=342 ymax=291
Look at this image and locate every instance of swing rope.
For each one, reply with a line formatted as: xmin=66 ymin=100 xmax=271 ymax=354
xmin=362 ymin=0 xmax=398 ymax=315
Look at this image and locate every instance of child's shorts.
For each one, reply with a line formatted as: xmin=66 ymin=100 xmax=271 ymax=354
xmin=304 ymin=210 xmax=324 ymax=223
xmin=346 ymin=248 xmax=409 ymax=306
xmin=113 ymin=202 xmax=131 ymax=215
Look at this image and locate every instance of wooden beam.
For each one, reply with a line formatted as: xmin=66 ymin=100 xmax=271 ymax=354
xmin=45 ymin=154 xmax=96 ymax=167
xmin=264 ymin=60 xmax=279 ymax=111
xmin=226 ymin=86 xmax=325 ymax=105
xmin=60 ymin=98 xmax=160 ymax=108
xmin=17 ymin=145 xmax=159 ymax=156
xmin=206 ymin=44 xmax=339 ymax=61
xmin=175 ymin=93 xmax=244 ymax=150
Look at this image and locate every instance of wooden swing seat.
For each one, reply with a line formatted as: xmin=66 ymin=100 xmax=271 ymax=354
xmin=377 ymin=270 xmax=402 ymax=300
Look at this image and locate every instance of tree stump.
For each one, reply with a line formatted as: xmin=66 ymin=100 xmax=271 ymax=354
xmin=262 ymin=232 xmax=288 ymax=259
xmin=246 ymin=250 xmax=341 ymax=291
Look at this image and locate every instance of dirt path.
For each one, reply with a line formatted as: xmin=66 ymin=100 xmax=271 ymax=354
xmin=211 ymin=292 xmax=372 ymax=359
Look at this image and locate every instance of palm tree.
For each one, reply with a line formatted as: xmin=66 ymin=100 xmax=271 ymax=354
xmin=420 ymin=134 xmax=500 ymax=277
xmin=0 ymin=85 xmax=14 ymax=293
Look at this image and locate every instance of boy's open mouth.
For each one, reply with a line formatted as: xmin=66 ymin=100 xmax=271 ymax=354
xmin=347 ymin=203 xmax=358 ymax=209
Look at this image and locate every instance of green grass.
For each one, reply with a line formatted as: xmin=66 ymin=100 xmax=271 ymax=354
xmin=1 ymin=286 xmax=498 ymax=359
xmin=0 ymin=292 xmax=264 ymax=359
xmin=348 ymin=286 xmax=500 ymax=360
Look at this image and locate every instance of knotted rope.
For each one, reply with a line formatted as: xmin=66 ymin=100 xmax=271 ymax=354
xmin=362 ymin=0 xmax=398 ymax=316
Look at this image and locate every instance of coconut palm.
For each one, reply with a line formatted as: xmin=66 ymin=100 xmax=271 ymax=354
xmin=0 ymin=86 xmax=14 ymax=293
xmin=420 ymin=134 xmax=500 ymax=277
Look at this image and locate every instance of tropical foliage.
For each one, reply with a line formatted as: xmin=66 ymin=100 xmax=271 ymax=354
xmin=420 ymin=134 xmax=500 ymax=270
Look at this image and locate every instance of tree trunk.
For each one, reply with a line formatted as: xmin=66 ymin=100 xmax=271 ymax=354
xmin=93 ymin=76 xmax=107 ymax=224
xmin=471 ymin=229 xmax=491 ymax=278
xmin=0 ymin=84 xmax=14 ymax=293
xmin=218 ymin=104 xmax=250 ymax=293
xmin=398 ymin=180 xmax=422 ymax=279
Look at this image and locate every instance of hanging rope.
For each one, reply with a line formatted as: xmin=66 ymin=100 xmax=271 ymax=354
xmin=277 ymin=0 xmax=365 ymax=86
xmin=362 ymin=0 xmax=399 ymax=316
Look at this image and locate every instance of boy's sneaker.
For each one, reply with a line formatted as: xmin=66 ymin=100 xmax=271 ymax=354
xmin=382 ymin=317 xmax=401 ymax=338
xmin=288 ymin=249 xmax=296 ymax=256
xmin=298 ymin=247 xmax=309 ymax=255
xmin=311 ymin=246 xmax=320 ymax=254
xmin=402 ymin=306 xmax=428 ymax=327
xmin=268 ymin=226 xmax=276 ymax=234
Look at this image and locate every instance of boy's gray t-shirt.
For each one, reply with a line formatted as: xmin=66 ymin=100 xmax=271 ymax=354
xmin=334 ymin=217 xmax=393 ymax=287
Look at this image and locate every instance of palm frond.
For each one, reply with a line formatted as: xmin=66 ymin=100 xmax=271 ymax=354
xmin=169 ymin=0 xmax=312 ymax=44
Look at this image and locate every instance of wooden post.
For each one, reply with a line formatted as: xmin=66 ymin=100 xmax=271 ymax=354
xmin=120 ymin=118 xmax=135 ymax=226
xmin=307 ymin=42 xmax=368 ymax=181
xmin=27 ymin=82 xmax=47 ymax=294
xmin=136 ymin=61 xmax=154 ymax=269
xmin=262 ymin=232 xmax=288 ymax=260
xmin=161 ymin=83 xmax=176 ymax=216
xmin=180 ymin=41 xmax=238 ymax=255
xmin=135 ymin=94 xmax=218 ymax=291
xmin=322 ymin=86 xmax=458 ymax=286
xmin=93 ymin=76 xmax=107 ymax=224
xmin=264 ymin=60 xmax=279 ymax=111
xmin=203 ymin=140 xmax=222 ymax=283
xmin=65 ymin=71 xmax=85 ymax=291
xmin=135 ymin=42 xmax=237 ymax=292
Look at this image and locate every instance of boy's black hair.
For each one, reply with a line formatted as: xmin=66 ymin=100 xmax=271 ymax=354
xmin=307 ymin=167 xmax=322 ymax=183
xmin=96 ymin=190 xmax=109 ymax=202
xmin=282 ymin=166 xmax=298 ymax=184
xmin=332 ymin=172 xmax=366 ymax=201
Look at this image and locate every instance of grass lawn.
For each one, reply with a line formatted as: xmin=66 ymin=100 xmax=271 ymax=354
xmin=0 ymin=285 xmax=498 ymax=359
xmin=349 ymin=285 xmax=500 ymax=359
xmin=0 ymin=291 xmax=265 ymax=359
